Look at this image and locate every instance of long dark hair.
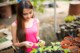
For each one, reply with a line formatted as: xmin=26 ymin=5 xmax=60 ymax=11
xmin=16 ymin=0 xmax=33 ymax=50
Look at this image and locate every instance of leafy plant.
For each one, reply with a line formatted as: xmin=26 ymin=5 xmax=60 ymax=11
xmin=31 ymin=0 xmax=45 ymax=12
xmin=31 ymin=42 xmax=70 ymax=53
xmin=64 ymin=16 xmax=76 ymax=23
xmin=30 ymin=41 xmax=45 ymax=53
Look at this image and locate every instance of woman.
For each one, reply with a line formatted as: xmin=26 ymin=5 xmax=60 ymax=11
xmin=11 ymin=0 xmax=45 ymax=53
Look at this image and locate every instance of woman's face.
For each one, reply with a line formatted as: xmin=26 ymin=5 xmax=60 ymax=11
xmin=23 ymin=8 xmax=33 ymax=20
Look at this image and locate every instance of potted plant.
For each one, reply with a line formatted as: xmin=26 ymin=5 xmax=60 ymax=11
xmin=64 ymin=16 xmax=75 ymax=23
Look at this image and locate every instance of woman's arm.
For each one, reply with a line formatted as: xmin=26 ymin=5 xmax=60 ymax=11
xmin=36 ymin=19 xmax=45 ymax=46
xmin=11 ymin=23 xmax=24 ymax=47
xmin=36 ymin=18 xmax=40 ymax=41
xmin=36 ymin=19 xmax=43 ymax=41
xmin=11 ymin=22 xmax=33 ymax=48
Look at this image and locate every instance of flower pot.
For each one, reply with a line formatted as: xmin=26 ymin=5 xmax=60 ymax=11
xmin=0 ymin=5 xmax=12 ymax=18
xmin=61 ymin=40 xmax=72 ymax=49
xmin=64 ymin=36 xmax=74 ymax=42
xmin=69 ymin=4 xmax=80 ymax=15
xmin=68 ymin=46 xmax=79 ymax=53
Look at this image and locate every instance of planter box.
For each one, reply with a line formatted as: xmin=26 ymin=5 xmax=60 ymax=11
xmin=69 ymin=4 xmax=80 ymax=15
xmin=0 ymin=47 xmax=14 ymax=53
xmin=0 ymin=5 xmax=12 ymax=18
xmin=0 ymin=0 xmax=7 ymax=3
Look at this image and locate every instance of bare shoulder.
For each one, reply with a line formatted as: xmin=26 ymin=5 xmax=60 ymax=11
xmin=35 ymin=18 xmax=40 ymax=24
xmin=11 ymin=22 xmax=17 ymax=28
xmin=11 ymin=22 xmax=17 ymax=36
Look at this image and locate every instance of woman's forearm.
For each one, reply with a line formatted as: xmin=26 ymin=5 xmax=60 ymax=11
xmin=13 ymin=42 xmax=24 ymax=47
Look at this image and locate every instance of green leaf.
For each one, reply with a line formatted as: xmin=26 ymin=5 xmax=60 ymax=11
xmin=30 ymin=49 xmax=37 ymax=53
xmin=31 ymin=0 xmax=45 ymax=12
xmin=55 ymin=42 xmax=60 ymax=44
xmin=64 ymin=49 xmax=70 ymax=53
xmin=53 ymin=46 xmax=60 ymax=50
xmin=43 ymin=46 xmax=52 ymax=51
xmin=0 ymin=37 xmax=8 ymax=43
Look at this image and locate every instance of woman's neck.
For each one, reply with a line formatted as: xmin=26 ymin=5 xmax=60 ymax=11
xmin=24 ymin=18 xmax=34 ymax=28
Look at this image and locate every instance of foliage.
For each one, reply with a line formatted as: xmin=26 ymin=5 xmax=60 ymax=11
xmin=0 ymin=37 xmax=8 ymax=43
xmin=64 ymin=16 xmax=76 ymax=23
xmin=30 ymin=0 xmax=45 ymax=12
xmin=30 ymin=42 xmax=70 ymax=53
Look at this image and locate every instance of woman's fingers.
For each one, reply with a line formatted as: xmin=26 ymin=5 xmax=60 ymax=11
xmin=39 ymin=40 xmax=45 ymax=45
xmin=21 ymin=41 xmax=33 ymax=48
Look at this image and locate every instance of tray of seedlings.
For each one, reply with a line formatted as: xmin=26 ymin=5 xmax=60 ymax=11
xmin=31 ymin=42 xmax=71 ymax=53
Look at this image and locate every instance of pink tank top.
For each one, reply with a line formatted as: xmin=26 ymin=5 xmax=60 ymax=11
xmin=25 ymin=18 xmax=38 ymax=53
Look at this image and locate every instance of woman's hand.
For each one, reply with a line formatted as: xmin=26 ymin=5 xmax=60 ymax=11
xmin=34 ymin=40 xmax=45 ymax=47
xmin=21 ymin=41 xmax=33 ymax=48
xmin=38 ymin=40 xmax=45 ymax=46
